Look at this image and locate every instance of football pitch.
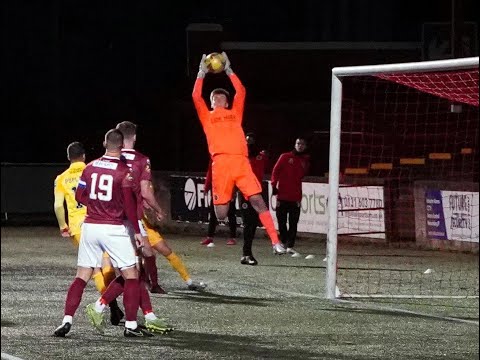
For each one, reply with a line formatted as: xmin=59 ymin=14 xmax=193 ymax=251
xmin=1 ymin=227 xmax=478 ymax=360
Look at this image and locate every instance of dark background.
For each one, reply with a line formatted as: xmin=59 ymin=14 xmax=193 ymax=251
xmin=3 ymin=0 xmax=478 ymax=176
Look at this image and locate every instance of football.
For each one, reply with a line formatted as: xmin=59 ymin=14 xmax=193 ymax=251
xmin=204 ymin=52 xmax=226 ymax=74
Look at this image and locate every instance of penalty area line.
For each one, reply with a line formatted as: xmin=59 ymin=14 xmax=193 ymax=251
xmin=2 ymin=353 xmax=25 ymax=360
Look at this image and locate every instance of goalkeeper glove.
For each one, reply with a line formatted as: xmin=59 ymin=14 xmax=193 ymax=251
xmin=221 ymin=52 xmax=233 ymax=75
xmin=197 ymin=54 xmax=208 ymax=78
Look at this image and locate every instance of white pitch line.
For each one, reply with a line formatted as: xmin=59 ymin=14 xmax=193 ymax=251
xmin=337 ymin=299 xmax=480 ymax=326
xmin=1 ymin=353 xmax=25 ymax=360
xmin=235 ymin=281 xmax=479 ymax=326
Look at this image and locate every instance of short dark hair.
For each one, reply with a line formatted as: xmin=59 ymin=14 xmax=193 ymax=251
xmin=105 ymin=129 xmax=124 ymax=150
xmin=116 ymin=121 xmax=137 ymax=140
xmin=210 ymin=88 xmax=230 ymax=100
xmin=67 ymin=142 xmax=85 ymax=161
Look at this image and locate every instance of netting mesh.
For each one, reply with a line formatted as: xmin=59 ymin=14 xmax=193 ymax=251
xmin=377 ymin=70 xmax=479 ymax=106
xmin=336 ymin=68 xmax=479 ymax=300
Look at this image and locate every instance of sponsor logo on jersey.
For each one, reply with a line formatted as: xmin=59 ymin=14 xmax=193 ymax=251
xmin=122 ymin=152 xmax=136 ymax=160
xmin=93 ymin=160 xmax=118 ymax=170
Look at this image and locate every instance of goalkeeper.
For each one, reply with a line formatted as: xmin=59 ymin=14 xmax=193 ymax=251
xmin=192 ymin=52 xmax=285 ymax=254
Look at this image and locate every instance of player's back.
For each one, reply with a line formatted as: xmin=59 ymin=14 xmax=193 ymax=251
xmin=81 ymin=155 xmax=132 ymax=225
xmin=55 ymin=162 xmax=87 ymax=223
xmin=121 ymin=149 xmax=151 ymax=185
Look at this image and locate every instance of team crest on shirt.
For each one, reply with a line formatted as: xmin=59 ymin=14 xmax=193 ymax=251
xmin=288 ymin=158 xmax=294 ymax=164
xmin=256 ymin=155 xmax=263 ymax=161
xmin=126 ymin=169 xmax=134 ymax=182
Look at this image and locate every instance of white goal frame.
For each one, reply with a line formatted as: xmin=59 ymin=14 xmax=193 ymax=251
xmin=326 ymin=56 xmax=480 ymax=300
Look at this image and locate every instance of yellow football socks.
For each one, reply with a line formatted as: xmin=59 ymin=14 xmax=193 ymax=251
xmin=166 ymin=253 xmax=190 ymax=281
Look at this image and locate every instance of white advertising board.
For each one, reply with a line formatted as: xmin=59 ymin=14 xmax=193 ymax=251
xmin=268 ymin=182 xmax=385 ymax=238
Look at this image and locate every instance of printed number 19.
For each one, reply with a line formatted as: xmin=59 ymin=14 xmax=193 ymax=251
xmin=89 ymin=173 xmax=113 ymax=201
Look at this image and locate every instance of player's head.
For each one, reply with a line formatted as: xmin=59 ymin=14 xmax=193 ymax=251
xmin=67 ymin=142 xmax=85 ymax=162
xmin=294 ymin=137 xmax=307 ymax=153
xmin=116 ymin=121 xmax=137 ymax=144
xmin=103 ymin=129 xmax=124 ymax=152
xmin=67 ymin=141 xmax=85 ymax=162
xmin=210 ymin=88 xmax=230 ymax=109
xmin=245 ymin=132 xmax=256 ymax=145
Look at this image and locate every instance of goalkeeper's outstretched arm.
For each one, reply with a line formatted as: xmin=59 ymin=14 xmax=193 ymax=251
xmin=192 ymin=54 xmax=210 ymax=123
xmin=222 ymin=52 xmax=246 ymax=117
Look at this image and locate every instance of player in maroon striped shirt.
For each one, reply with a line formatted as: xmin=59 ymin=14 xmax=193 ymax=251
xmin=54 ymin=129 xmax=151 ymax=338
xmin=116 ymin=121 xmax=206 ymax=292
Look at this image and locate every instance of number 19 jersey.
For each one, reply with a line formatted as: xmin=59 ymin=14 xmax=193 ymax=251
xmin=79 ymin=155 xmax=135 ymax=225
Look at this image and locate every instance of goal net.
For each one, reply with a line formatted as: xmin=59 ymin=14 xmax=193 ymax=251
xmin=326 ymin=57 xmax=479 ymax=317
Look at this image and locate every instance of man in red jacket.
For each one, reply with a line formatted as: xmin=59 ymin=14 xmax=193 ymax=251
xmin=271 ymin=137 xmax=310 ymax=256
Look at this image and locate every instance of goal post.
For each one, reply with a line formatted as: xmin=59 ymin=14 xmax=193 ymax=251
xmin=326 ymin=57 xmax=479 ymax=301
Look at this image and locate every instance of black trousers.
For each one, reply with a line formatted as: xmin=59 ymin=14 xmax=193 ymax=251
xmin=240 ymin=198 xmax=259 ymax=257
xmin=207 ymin=201 xmax=237 ymax=238
xmin=275 ymin=200 xmax=301 ymax=248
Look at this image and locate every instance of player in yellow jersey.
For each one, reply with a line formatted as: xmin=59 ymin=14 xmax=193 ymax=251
xmin=54 ymin=142 xmax=87 ymax=246
xmin=53 ymin=142 xmax=123 ymax=325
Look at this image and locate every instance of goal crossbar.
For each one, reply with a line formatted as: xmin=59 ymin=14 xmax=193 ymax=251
xmin=332 ymin=56 xmax=479 ymax=77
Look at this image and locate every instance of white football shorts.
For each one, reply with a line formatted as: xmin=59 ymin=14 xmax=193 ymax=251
xmin=77 ymin=223 xmax=136 ymax=270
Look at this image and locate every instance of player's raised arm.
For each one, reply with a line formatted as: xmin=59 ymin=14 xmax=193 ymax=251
xmin=222 ymin=52 xmax=246 ymax=117
xmin=192 ymin=54 xmax=210 ymax=122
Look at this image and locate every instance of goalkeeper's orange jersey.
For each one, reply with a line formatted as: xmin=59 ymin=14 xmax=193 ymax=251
xmin=192 ymin=73 xmax=247 ymax=157
xmin=54 ymin=162 xmax=86 ymax=236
